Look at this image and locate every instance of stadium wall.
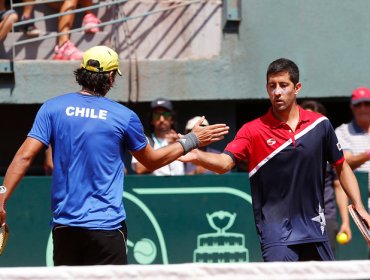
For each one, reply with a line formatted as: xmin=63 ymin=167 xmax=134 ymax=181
xmin=1 ymin=0 xmax=370 ymax=103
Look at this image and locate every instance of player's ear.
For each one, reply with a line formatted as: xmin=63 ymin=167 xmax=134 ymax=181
xmin=295 ymin=82 xmax=302 ymax=90
xmin=294 ymin=82 xmax=302 ymax=95
xmin=109 ymin=71 xmax=115 ymax=84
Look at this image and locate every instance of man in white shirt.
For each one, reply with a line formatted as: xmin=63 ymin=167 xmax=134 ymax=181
xmin=131 ymin=98 xmax=185 ymax=175
xmin=335 ymin=87 xmax=370 ymax=210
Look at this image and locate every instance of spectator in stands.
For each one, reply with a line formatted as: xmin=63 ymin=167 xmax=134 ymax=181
xmin=184 ymin=116 xmax=221 ymax=175
xmin=301 ymin=100 xmax=352 ymax=254
xmin=179 ymin=58 xmax=370 ymax=262
xmin=48 ymin=0 xmax=101 ymax=60
xmin=0 ymin=45 xmax=229 ymax=265
xmin=0 ymin=0 xmax=18 ymax=41
xmin=131 ymin=98 xmax=185 ymax=176
xmin=19 ymin=0 xmax=40 ymax=37
xmin=335 ymin=87 xmax=370 ymax=213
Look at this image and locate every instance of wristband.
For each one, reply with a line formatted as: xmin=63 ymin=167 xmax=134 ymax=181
xmin=176 ymin=132 xmax=200 ymax=154
xmin=0 ymin=186 xmax=6 ymax=194
xmin=367 ymin=150 xmax=370 ymax=160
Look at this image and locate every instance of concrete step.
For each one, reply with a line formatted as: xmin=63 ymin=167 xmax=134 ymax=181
xmin=1 ymin=1 xmax=222 ymax=60
xmin=1 ymin=2 xmax=117 ymax=60
xmin=1 ymin=31 xmax=115 ymax=60
xmin=13 ymin=2 xmax=113 ymax=33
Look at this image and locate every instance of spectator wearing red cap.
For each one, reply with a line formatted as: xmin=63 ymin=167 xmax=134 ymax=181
xmin=335 ymin=87 xmax=370 ymax=211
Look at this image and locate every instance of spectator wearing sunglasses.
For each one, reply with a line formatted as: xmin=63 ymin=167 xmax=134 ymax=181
xmin=335 ymin=87 xmax=370 ymax=212
xmin=131 ymin=98 xmax=185 ymax=176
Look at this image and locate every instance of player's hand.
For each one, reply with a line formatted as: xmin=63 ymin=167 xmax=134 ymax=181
xmin=191 ymin=116 xmax=229 ymax=146
xmin=178 ymin=149 xmax=199 ymax=163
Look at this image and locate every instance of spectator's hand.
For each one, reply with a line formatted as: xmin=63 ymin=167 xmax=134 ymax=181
xmin=191 ymin=116 xmax=229 ymax=147
xmin=165 ymin=129 xmax=179 ymax=144
xmin=338 ymin=223 xmax=352 ymax=242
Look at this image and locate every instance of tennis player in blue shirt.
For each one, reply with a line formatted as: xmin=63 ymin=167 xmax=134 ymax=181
xmin=0 ymin=46 xmax=229 ymax=265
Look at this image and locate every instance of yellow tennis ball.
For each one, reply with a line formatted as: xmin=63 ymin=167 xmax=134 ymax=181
xmin=336 ymin=233 xmax=349 ymax=244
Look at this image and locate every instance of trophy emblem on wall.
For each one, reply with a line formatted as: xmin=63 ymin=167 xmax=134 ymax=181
xmin=193 ymin=210 xmax=249 ymax=263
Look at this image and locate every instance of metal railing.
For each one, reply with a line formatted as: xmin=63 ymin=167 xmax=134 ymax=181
xmin=10 ymin=0 xmax=203 ymax=59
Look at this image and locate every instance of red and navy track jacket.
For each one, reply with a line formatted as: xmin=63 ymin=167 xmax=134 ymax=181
xmin=224 ymin=106 xmax=344 ymax=248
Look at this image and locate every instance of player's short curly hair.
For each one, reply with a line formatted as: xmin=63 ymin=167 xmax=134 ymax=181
xmin=74 ymin=59 xmax=118 ymax=96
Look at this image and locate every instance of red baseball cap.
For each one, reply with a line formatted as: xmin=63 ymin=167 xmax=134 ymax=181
xmin=351 ymin=87 xmax=370 ymax=105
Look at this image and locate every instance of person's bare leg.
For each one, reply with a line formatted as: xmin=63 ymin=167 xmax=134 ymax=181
xmin=0 ymin=10 xmax=18 ymax=41
xmin=58 ymin=0 xmax=78 ymax=46
xmin=22 ymin=0 xmax=34 ymax=18
xmin=51 ymin=0 xmax=84 ymax=60
xmin=20 ymin=0 xmax=40 ymax=37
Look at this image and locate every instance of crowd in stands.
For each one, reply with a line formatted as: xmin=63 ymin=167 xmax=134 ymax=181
xmin=0 ymin=0 xmax=100 ymax=60
xmin=130 ymin=98 xmax=223 ymax=176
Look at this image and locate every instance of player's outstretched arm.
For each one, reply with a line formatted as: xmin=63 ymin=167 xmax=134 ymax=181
xmin=131 ymin=118 xmax=229 ymax=172
xmin=179 ymin=149 xmax=235 ymax=174
xmin=334 ymin=160 xmax=370 ymax=227
xmin=0 ymin=137 xmax=44 ymax=226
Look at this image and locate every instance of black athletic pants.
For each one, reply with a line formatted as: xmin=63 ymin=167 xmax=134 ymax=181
xmin=52 ymin=221 xmax=128 ymax=266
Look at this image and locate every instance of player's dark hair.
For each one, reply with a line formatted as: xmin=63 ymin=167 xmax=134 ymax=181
xmin=300 ymin=100 xmax=327 ymax=116
xmin=74 ymin=59 xmax=117 ymax=96
xmin=266 ymin=58 xmax=300 ymax=85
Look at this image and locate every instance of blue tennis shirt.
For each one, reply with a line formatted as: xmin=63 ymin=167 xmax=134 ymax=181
xmin=28 ymin=92 xmax=147 ymax=230
xmin=224 ymin=107 xmax=344 ymax=248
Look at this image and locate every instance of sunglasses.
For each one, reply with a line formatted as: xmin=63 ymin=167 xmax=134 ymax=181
xmin=353 ymin=102 xmax=370 ymax=108
xmin=152 ymin=111 xmax=172 ymax=120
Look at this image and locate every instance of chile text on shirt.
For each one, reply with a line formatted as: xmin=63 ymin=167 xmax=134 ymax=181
xmin=65 ymin=106 xmax=108 ymax=120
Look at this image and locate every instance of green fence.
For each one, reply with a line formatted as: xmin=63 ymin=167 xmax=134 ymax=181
xmin=0 ymin=173 xmax=368 ymax=267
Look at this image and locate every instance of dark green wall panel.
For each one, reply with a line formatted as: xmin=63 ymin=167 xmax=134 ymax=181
xmin=0 ymin=173 xmax=368 ymax=266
